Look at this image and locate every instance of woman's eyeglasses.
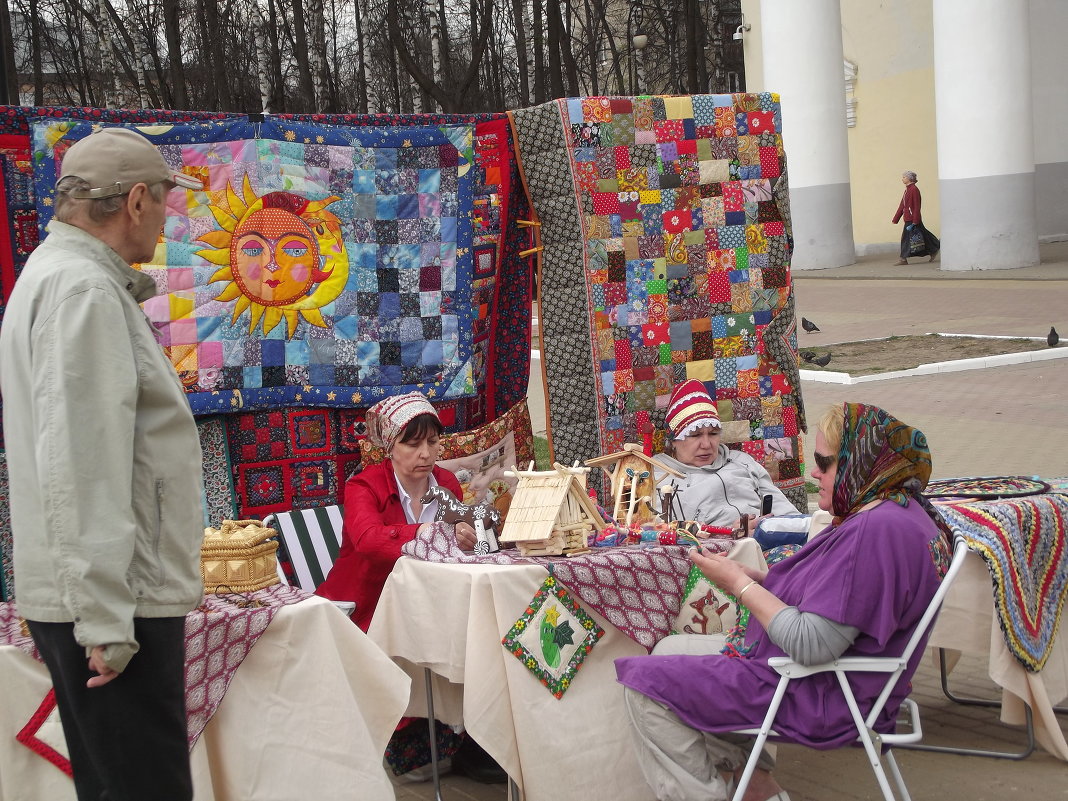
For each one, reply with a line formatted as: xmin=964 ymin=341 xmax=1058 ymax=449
xmin=813 ymin=451 xmax=837 ymax=472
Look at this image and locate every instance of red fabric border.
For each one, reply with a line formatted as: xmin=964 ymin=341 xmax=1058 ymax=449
xmin=15 ymin=689 xmax=73 ymax=777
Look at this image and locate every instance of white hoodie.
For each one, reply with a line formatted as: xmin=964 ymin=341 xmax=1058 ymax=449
xmin=655 ymin=446 xmax=798 ymax=527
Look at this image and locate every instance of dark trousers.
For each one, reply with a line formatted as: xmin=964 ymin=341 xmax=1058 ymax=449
xmin=28 ymin=618 xmax=192 ymax=801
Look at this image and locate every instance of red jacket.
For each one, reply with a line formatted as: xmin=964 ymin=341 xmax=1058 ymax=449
xmin=316 ymin=460 xmax=462 ymax=630
xmin=892 ymin=183 xmax=922 ymax=225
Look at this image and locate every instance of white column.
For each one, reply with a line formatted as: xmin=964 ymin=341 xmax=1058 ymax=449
xmin=759 ymin=0 xmax=854 ymax=270
xmin=933 ymin=0 xmax=1038 ymax=270
xmin=1030 ymin=0 xmax=1068 ymax=242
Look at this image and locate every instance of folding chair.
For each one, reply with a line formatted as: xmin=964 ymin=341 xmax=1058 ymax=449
xmin=263 ymin=505 xmax=355 ymax=617
xmin=729 ymin=533 xmax=970 ymax=801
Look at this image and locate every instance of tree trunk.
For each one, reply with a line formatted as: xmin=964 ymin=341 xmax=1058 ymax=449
xmin=0 ymin=0 xmax=18 ymax=104
xmin=253 ymin=0 xmax=272 ymax=111
xmin=544 ymin=0 xmax=563 ymax=99
xmin=307 ymin=0 xmax=327 ymax=111
xmin=685 ymin=0 xmax=698 ymax=94
xmin=531 ymin=0 xmax=544 ymax=103
xmin=95 ymin=0 xmax=116 ymax=107
xmin=558 ymin=0 xmax=579 ymax=96
xmin=291 ymin=0 xmax=315 ymax=111
xmin=266 ymin=0 xmax=286 ymax=111
xmin=590 ymin=0 xmax=623 ymax=94
xmin=510 ymin=0 xmax=528 ymax=106
xmin=201 ymin=0 xmax=230 ymax=109
xmin=28 ymin=0 xmax=44 ymax=103
xmin=695 ymin=0 xmax=709 ymax=92
xmin=427 ymin=0 xmax=442 ymax=112
xmin=162 ymin=0 xmax=187 ymax=108
xmin=354 ymin=0 xmax=370 ymax=112
xmin=582 ymin=0 xmax=598 ymax=96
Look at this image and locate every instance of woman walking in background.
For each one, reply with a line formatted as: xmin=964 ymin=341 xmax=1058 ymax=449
xmin=892 ymin=170 xmax=940 ymax=265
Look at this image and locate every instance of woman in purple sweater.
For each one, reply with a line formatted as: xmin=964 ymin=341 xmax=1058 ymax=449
xmin=616 ymin=403 xmax=954 ymax=801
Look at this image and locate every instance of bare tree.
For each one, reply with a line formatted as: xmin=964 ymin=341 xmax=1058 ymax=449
xmin=11 ymin=0 xmax=743 ymax=115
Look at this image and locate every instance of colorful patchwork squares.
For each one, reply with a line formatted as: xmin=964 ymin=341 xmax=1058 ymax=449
xmin=31 ymin=118 xmax=476 ymax=414
xmin=512 ymin=95 xmax=806 ymax=508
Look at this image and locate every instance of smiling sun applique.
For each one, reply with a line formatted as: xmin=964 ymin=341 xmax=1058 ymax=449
xmin=196 ymin=176 xmax=349 ymax=339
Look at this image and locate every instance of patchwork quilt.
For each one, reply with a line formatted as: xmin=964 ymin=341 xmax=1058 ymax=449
xmin=1 ymin=106 xmax=533 ymax=594
xmin=510 ymin=95 xmax=806 ymax=508
xmin=32 ymin=117 xmax=477 ymax=412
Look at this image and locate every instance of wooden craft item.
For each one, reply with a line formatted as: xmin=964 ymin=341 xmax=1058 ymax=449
xmin=500 ymin=463 xmax=606 ymax=556
xmin=585 ymin=443 xmax=683 ymax=526
xmin=422 ymin=485 xmax=502 ymax=538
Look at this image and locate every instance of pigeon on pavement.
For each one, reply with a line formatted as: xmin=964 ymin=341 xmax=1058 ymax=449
xmin=1049 ymin=326 xmax=1060 ymax=347
xmin=801 ymin=317 xmax=820 ymax=333
xmin=812 ymin=353 xmax=832 ymax=367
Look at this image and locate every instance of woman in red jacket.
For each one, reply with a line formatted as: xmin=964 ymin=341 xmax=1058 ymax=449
xmin=316 ymin=391 xmax=477 ymax=630
xmin=317 ymin=392 xmax=504 ymax=783
xmin=892 ymin=170 xmax=940 ymax=265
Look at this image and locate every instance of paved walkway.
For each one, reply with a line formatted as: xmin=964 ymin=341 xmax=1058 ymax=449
xmin=794 ymin=244 xmax=1067 ymax=481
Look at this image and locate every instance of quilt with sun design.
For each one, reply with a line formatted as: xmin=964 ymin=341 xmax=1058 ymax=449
xmin=31 ymin=117 xmax=476 ymax=413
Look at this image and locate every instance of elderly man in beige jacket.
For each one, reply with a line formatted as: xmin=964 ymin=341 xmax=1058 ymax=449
xmin=0 ymin=127 xmax=204 ymax=801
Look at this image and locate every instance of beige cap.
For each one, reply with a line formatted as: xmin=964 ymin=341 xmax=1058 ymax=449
xmin=60 ymin=127 xmax=203 ymax=198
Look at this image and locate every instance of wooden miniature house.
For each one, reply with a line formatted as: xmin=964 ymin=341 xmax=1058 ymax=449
xmin=585 ymin=444 xmax=683 ymax=527
xmin=499 ymin=464 xmax=606 ymax=556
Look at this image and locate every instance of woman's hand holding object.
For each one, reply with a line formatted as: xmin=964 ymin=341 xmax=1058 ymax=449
xmin=689 ymin=547 xmax=755 ymax=596
xmin=454 ymin=521 xmax=477 ymax=552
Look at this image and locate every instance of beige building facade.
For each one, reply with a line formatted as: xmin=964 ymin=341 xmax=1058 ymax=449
xmin=739 ymin=0 xmax=1068 ymax=270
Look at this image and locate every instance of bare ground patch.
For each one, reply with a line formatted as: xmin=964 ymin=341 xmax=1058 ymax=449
xmin=799 ymin=334 xmax=1050 ymax=376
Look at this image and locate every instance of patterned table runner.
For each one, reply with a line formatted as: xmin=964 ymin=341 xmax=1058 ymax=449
xmin=1 ymin=583 xmax=310 ymax=774
xmin=402 ymin=522 xmax=733 ymax=648
xmin=936 ymin=494 xmax=1068 ymax=672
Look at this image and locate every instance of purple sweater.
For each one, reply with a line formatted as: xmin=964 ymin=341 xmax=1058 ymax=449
xmin=616 ymin=499 xmax=944 ymax=748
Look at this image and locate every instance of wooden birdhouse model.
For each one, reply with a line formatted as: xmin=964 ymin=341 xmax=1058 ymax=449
xmin=499 ymin=464 xmax=606 ymax=556
xmin=585 ymin=443 xmax=683 ymax=527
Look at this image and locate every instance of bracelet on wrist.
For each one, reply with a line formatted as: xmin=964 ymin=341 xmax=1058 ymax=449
xmin=737 ymin=579 xmax=758 ymax=601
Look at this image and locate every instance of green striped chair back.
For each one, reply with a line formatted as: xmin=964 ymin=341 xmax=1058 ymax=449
xmin=264 ymin=505 xmax=345 ymax=592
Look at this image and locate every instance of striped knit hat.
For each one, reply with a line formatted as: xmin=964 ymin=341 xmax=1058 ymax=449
xmin=666 ymin=380 xmax=721 ymax=440
xmin=366 ymin=392 xmax=439 ymax=452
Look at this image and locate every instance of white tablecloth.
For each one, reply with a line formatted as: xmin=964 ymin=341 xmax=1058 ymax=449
xmin=367 ymin=539 xmax=766 ymax=801
xmin=928 ymin=549 xmax=1068 ymax=760
xmin=0 ymin=596 xmax=411 ymax=801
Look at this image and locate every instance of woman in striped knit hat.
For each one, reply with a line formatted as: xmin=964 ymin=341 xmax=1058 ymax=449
xmin=656 ymin=379 xmax=796 ymax=530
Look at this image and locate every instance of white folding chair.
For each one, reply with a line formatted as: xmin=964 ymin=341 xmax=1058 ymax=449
xmin=729 ymin=533 xmax=970 ymax=801
xmin=263 ymin=505 xmax=355 ymax=617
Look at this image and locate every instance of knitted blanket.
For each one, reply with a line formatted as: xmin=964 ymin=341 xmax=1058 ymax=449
xmin=936 ymin=494 xmax=1068 ymax=672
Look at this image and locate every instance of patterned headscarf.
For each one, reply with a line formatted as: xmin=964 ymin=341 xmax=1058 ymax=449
xmin=366 ymin=392 xmax=439 ymax=452
xmin=831 ymin=403 xmax=954 ymax=566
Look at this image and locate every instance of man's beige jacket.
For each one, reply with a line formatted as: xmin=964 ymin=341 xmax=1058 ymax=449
xmin=0 ymin=221 xmax=204 ymax=672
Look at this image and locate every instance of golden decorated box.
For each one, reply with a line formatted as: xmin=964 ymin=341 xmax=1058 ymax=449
xmin=200 ymin=519 xmax=280 ymax=593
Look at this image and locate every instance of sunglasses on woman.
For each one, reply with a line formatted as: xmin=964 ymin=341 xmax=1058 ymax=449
xmin=813 ymin=451 xmax=837 ymax=472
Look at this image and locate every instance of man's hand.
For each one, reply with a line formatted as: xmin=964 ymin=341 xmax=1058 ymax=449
xmin=87 ymin=646 xmax=120 ymax=688
xmin=454 ymin=521 xmax=478 ymax=551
